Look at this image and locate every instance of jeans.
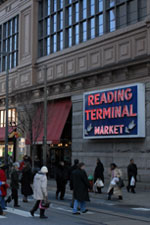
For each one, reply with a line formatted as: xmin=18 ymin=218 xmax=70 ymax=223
xmin=0 ymin=196 xmax=6 ymax=209
xmin=73 ymin=199 xmax=86 ymax=213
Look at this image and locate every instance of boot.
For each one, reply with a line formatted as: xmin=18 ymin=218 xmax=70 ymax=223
xmin=40 ymin=209 xmax=48 ymax=219
xmin=119 ymin=195 xmax=123 ymax=200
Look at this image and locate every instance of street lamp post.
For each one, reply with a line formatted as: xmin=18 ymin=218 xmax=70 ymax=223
xmin=43 ymin=65 xmax=47 ymax=166
xmin=0 ymin=52 xmax=9 ymax=166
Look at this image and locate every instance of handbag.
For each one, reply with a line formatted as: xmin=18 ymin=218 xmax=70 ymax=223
xmin=95 ymin=179 xmax=104 ymax=188
xmin=117 ymin=177 xmax=125 ymax=188
xmin=39 ymin=199 xmax=50 ymax=209
xmin=130 ymin=176 xmax=135 ymax=186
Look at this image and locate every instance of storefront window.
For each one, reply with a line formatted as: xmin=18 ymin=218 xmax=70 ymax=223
xmin=0 ymin=108 xmax=17 ymax=127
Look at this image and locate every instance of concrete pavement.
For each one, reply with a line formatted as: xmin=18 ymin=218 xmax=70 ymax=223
xmin=47 ymin=179 xmax=150 ymax=209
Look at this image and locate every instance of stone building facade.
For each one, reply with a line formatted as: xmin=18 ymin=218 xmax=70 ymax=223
xmin=0 ymin=0 xmax=150 ymax=182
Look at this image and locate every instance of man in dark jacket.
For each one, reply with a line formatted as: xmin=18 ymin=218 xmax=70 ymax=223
xmin=72 ymin=162 xmax=90 ymax=214
xmin=69 ymin=159 xmax=79 ymax=207
xmin=127 ymin=159 xmax=137 ymax=193
xmin=94 ymin=158 xmax=104 ymax=193
xmin=10 ymin=162 xmax=20 ymax=207
xmin=55 ymin=161 xmax=68 ymax=200
xmin=21 ymin=162 xmax=33 ymax=202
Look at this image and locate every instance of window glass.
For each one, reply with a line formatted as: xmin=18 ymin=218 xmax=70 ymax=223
xmin=75 ymin=3 xmax=79 ymax=23
xmin=99 ymin=0 xmax=103 ymax=12
xmin=109 ymin=0 xmax=115 ymax=7
xmin=83 ymin=0 xmax=87 ymax=19
xmin=75 ymin=24 xmax=79 ymax=45
xmin=0 ymin=109 xmax=17 ymax=128
xmin=54 ymin=0 xmax=57 ymax=12
xmin=110 ymin=9 xmax=116 ymax=32
xmin=68 ymin=27 xmax=72 ymax=47
xmin=53 ymin=34 xmax=57 ymax=52
xmin=60 ymin=31 xmax=63 ymax=50
xmin=99 ymin=14 xmax=103 ymax=35
xmin=60 ymin=11 xmax=63 ymax=29
xmin=47 ymin=0 xmax=50 ymax=15
xmin=82 ymin=21 xmax=87 ymax=42
xmin=68 ymin=6 xmax=72 ymax=26
xmin=60 ymin=0 xmax=63 ymax=9
xmin=47 ymin=18 xmax=50 ymax=35
xmin=90 ymin=0 xmax=95 ymax=16
xmin=90 ymin=18 xmax=95 ymax=39
xmin=47 ymin=37 xmax=50 ymax=55
xmin=53 ymin=14 xmax=57 ymax=33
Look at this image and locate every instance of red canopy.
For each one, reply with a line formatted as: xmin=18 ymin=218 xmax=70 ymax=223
xmin=26 ymin=99 xmax=72 ymax=144
xmin=0 ymin=127 xmax=16 ymax=141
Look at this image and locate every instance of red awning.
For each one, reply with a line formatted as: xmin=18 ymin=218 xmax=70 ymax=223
xmin=0 ymin=127 xmax=16 ymax=141
xmin=27 ymin=99 xmax=72 ymax=144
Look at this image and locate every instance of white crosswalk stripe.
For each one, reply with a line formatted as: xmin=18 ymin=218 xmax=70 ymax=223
xmin=132 ymin=208 xmax=150 ymax=211
xmin=5 ymin=207 xmax=39 ymax=217
xmin=0 ymin=215 xmax=6 ymax=219
xmin=50 ymin=203 xmax=94 ymax=214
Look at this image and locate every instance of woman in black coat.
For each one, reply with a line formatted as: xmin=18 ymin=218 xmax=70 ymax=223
xmin=72 ymin=162 xmax=90 ymax=214
xmin=94 ymin=158 xmax=104 ymax=193
xmin=21 ymin=162 xmax=33 ymax=202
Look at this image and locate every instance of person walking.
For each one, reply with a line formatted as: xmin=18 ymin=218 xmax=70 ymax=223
xmin=72 ymin=162 xmax=90 ymax=214
xmin=94 ymin=158 xmax=104 ymax=193
xmin=127 ymin=159 xmax=137 ymax=193
xmin=30 ymin=166 xmax=48 ymax=219
xmin=0 ymin=180 xmax=5 ymax=215
xmin=20 ymin=162 xmax=33 ymax=202
xmin=10 ymin=162 xmax=20 ymax=207
xmin=55 ymin=161 xmax=68 ymax=200
xmin=69 ymin=159 xmax=79 ymax=208
xmin=107 ymin=163 xmax=123 ymax=200
xmin=0 ymin=162 xmax=9 ymax=209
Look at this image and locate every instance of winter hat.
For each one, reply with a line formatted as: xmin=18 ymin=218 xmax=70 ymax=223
xmin=40 ymin=166 xmax=48 ymax=173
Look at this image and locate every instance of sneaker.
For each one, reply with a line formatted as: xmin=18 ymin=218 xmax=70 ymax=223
xmin=72 ymin=212 xmax=80 ymax=215
xmin=82 ymin=209 xmax=88 ymax=213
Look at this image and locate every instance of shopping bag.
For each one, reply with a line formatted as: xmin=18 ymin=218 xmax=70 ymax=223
xmin=39 ymin=199 xmax=50 ymax=209
xmin=110 ymin=177 xmax=119 ymax=186
xmin=130 ymin=176 xmax=135 ymax=186
xmin=95 ymin=179 xmax=104 ymax=188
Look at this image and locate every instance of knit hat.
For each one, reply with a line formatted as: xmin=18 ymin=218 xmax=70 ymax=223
xmin=40 ymin=166 xmax=48 ymax=173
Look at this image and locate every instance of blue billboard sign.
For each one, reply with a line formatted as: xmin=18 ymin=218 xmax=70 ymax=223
xmin=83 ymin=83 xmax=145 ymax=139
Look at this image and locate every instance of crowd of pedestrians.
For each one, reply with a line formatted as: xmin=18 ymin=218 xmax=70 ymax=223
xmin=0 ymin=155 xmax=138 ymax=218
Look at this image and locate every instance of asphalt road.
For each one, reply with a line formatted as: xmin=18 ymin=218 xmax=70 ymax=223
xmin=0 ymin=190 xmax=150 ymax=225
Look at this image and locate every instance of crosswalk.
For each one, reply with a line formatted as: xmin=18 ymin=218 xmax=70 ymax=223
xmin=0 ymin=205 xmax=150 ymax=220
xmin=0 ymin=204 xmax=94 ymax=219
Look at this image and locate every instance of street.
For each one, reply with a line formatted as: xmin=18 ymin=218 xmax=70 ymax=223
xmin=1 ymin=187 xmax=150 ymax=225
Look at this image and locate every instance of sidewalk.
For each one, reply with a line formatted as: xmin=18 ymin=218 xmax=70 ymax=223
xmin=47 ymin=179 xmax=150 ymax=208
